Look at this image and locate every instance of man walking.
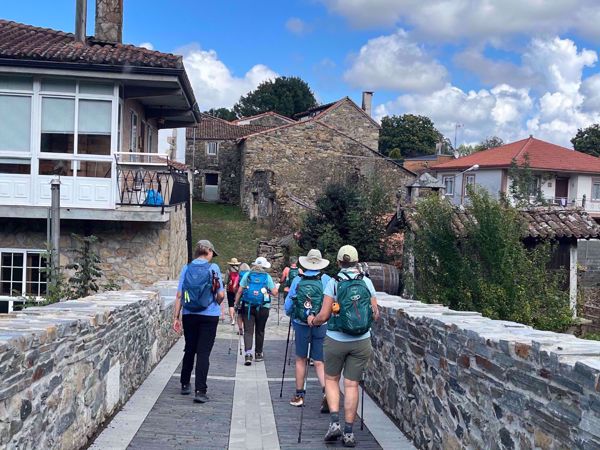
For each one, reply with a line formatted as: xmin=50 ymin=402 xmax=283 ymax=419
xmin=173 ymin=240 xmax=225 ymax=404
xmin=308 ymin=245 xmax=379 ymax=447
xmin=284 ymin=249 xmax=330 ymax=412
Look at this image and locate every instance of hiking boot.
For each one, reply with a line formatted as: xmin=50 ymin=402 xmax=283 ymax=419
xmin=194 ymin=391 xmax=209 ymax=403
xmin=324 ymin=422 xmax=342 ymax=442
xmin=290 ymin=395 xmax=304 ymax=407
xmin=181 ymin=384 xmax=191 ymax=395
xmin=244 ymin=354 xmax=253 ymax=366
xmin=342 ymin=432 xmax=356 ymax=447
xmin=320 ymin=394 xmax=329 ymax=413
xmin=238 ymin=328 xmax=244 ymax=335
xmin=255 ymin=352 xmax=264 ymax=362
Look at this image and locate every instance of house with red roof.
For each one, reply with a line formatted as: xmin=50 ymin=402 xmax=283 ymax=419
xmin=0 ymin=1 xmax=200 ymax=310
xmin=431 ymin=136 xmax=600 ymax=216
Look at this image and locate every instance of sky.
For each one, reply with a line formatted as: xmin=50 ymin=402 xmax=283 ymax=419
xmin=5 ymin=0 xmax=600 ymax=150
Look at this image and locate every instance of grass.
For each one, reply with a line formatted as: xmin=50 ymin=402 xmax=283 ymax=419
xmin=191 ymin=202 xmax=270 ymax=272
xmin=583 ymin=332 xmax=600 ymax=341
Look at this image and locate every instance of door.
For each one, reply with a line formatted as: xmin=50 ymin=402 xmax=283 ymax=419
xmin=555 ymin=178 xmax=569 ymax=206
xmin=203 ymin=173 xmax=219 ymax=202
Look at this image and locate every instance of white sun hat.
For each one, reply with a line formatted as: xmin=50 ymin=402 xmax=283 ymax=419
xmin=252 ymin=256 xmax=271 ymax=269
xmin=299 ymin=249 xmax=330 ymax=271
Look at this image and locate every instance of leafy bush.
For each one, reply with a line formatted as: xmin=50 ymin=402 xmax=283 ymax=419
xmin=412 ymin=188 xmax=572 ymax=331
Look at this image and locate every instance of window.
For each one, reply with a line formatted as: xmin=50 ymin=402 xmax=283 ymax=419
xmin=77 ymin=100 xmax=111 ymax=155
xmin=147 ymin=126 xmax=154 ymax=153
xmin=593 ymin=178 xmax=600 ymax=201
xmin=0 ymin=159 xmax=30 ymax=174
xmin=206 ymin=142 xmax=218 ymax=156
xmin=442 ymin=175 xmax=455 ymax=196
xmin=0 ymin=250 xmax=47 ymax=297
xmin=463 ymin=174 xmax=476 ymax=197
xmin=0 ymin=95 xmax=31 ymax=153
xmin=130 ymin=111 xmax=138 ymax=151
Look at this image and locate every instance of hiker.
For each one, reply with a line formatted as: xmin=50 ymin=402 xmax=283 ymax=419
xmin=280 ymin=257 xmax=303 ymax=294
xmin=237 ymin=263 xmax=250 ymax=335
xmin=284 ymin=249 xmax=331 ymax=412
xmin=226 ymin=258 xmax=241 ymax=326
xmin=307 ymin=245 xmax=380 ymax=448
xmin=234 ymin=257 xmax=278 ymax=365
xmin=172 ymin=240 xmax=225 ymax=404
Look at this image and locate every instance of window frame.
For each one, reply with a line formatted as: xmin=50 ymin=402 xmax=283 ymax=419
xmin=462 ymin=173 xmax=476 ymax=200
xmin=0 ymin=248 xmax=47 ymax=299
xmin=130 ymin=110 xmax=138 ymax=152
xmin=206 ymin=141 xmax=218 ymax=156
xmin=592 ymin=177 xmax=600 ymax=201
xmin=0 ymin=76 xmax=34 ymax=158
xmin=442 ymin=175 xmax=455 ymax=196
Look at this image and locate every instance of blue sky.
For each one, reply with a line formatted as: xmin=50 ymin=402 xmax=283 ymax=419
xmin=5 ymin=1 xmax=600 ymax=148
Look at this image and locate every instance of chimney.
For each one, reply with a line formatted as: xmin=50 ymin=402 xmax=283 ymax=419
xmin=74 ymin=0 xmax=87 ymax=43
xmin=95 ymin=0 xmax=123 ymax=43
xmin=362 ymin=91 xmax=373 ymax=117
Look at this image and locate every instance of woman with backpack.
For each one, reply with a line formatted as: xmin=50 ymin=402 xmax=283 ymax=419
xmin=234 ymin=257 xmax=278 ymax=366
xmin=236 ymin=263 xmax=250 ymax=335
xmin=226 ymin=258 xmax=241 ymax=326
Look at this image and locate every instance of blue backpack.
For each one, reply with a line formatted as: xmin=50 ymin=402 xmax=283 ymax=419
xmin=242 ymin=271 xmax=269 ymax=307
xmin=181 ymin=263 xmax=214 ymax=312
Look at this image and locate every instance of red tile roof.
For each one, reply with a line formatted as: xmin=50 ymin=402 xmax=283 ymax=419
xmin=432 ymin=136 xmax=600 ymax=174
xmin=187 ymin=114 xmax=273 ymax=140
xmin=0 ymin=19 xmax=183 ymax=69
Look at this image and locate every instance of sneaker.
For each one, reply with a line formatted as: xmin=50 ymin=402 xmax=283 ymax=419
xmin=244 ymin=354 xmax=253 ymax=366
xmin=194 ymin=391 xmax=209 ymax=403
xmin=309 ymin=358 xmax=315 ymax=366
xmin=324 ymin=422 xmax=342 ymax=442
xmin=181 ymin=384 xmax=191 ymax=395
xmin=290 ymin=395 xmax=304 ymax=407
xmin=230 ymin=319 xmax=236 ymax=326
xmin=255 ymin=352 xmax=264 ymax=362
xmin=342 ymin=432 xmax=356 ymax=447
xmin=320 ymin=395 xmax=329 ymax=413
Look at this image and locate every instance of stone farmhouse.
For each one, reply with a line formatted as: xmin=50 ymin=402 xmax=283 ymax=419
xmin=186 ymin=94 xmax=415 ymax=231
xmin=0 ymin=0 xmax=200 ymax=311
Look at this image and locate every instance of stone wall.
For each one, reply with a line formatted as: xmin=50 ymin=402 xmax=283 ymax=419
xmin=241 ymin=120 xmax=414 ymax=232
xmin=0 ymin=206 xmax=188 ymax=291
xmin=367 ymin=293 xmax=600 ymax=450
xmin=238 ymin=114 xmax=291 ymax=128
xmin=316 ymin=99 xmax=380 ymax=150
xmin=0 ymin=282 xmax=179 ymax=450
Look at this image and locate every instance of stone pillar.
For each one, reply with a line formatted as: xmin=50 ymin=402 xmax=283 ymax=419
xmin=570 ymin=242 xmax=578 ymax=317
xmin=95 ymin=0 xmax=123 ymax=43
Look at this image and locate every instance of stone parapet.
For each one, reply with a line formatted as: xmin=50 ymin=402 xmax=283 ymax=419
xmin=367 ymin=294 xmax=600 ymax=450
xmin=0 ymin=281 xmax=179 ymax=450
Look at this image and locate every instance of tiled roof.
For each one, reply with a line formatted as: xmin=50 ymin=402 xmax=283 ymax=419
xmin=431 ymin=136 xmax=600 ymax=174
xmin=188 ymin=114 xmax=273 ymax=140
xmin=0 ymin=19 xmax=183 ymax=69
xmin=397 ymin=205 xmax=600 ymax=240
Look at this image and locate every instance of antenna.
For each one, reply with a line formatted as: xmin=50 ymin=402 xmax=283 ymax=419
xmin=454 ymin=123 xmax=463 ymax=149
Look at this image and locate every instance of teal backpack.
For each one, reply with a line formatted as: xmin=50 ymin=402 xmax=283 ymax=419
xmin=286 ymin=266 xmax=300 ymax=288
xmin=293 ymin=274 xmax=324 ymax=323
xmin=329 ymin=273 xmax=373 ymax=336
xmin=242 ymin=271 xmax=269 ymax=307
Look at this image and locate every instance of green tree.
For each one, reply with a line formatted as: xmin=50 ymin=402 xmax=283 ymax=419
xmin=457 ymin=143 xmax=476 ymax=156
xmin=508 ymin=155 xmax=546 ymax=207
xmin=233 ymin=76 xmax=317 ymax=118
xmin=571 ymin=124 xmax=600 ymax=157
xmin=378 ymin=114 xmax=446 ymax=158
xmin=474 ymin=136 xmax=504 ymax=152
xmin=204 ymin=108 xmax=237 ymax=121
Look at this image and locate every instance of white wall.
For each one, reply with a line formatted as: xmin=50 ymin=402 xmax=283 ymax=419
xmin=436 ymin=169 xmax=503 ymax=205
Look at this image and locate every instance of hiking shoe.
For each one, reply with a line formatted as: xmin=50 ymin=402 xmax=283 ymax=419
xmin=255 ymin=352 xmax=264 ymax=362
xmin=342 ymin=432 xmax=356 ymax=447
xmin=230 ymin=319 xmax=236 ymax=326
xmin=290 ymin=395 xmax=304 ymax=407
xmin=244 ymin=354 xmax=253 ymax=366
xmin=309 ymin=358 xmax=315 ymax=366
xmin=238 ymin=328 xmax=244 ymax=335
xmin=181 ymin=384 xmax=191 ymax=395
xmin=320 ymin=395 xmax=329 ymax=413
xmin=193 ymin=391 xmax=209 ymax=403
xmin=324 ymin=422 xmax=342 ymax=442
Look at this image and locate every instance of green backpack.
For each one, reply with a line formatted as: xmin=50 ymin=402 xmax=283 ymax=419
xmin=286 ymin=266 xmax=300 ymax=288
xmin=329 ymin=273 xmax=373 ymax=336
xmin=293 ymin=274 xmax=324 ymax=323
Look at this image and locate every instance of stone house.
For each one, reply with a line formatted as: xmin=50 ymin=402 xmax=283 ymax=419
xmin=187 ymin=94 xmax=415 ymax=231
xmin=232 ymin=111 xmax=294 ymax=128
xmin=0 ymin=1 xmax=200 ymax=311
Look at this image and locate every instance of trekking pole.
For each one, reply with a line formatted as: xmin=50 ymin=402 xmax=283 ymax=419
xmin=297 ymin=331 xmax=312 ymax=443
xmin=360 ymin=376 xmax=365 ymax=431
xmin=228 ymin=311 xmax=236 ymax=355
xmin=288 ymin=328 xmax=295 ymax=366
xmin=279 ymin=319 xmax=292 ymax=398
xmin=277 ymin=292 xmax=281 ymax=326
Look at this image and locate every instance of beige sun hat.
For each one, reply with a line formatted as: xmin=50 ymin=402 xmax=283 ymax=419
xmin=227 ymin=257 xmax=241 ymax=266
xmin=299 ymin=249 xmax=330 ymax=271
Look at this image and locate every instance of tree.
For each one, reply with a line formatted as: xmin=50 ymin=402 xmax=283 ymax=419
xmin=233 ymin=76 xmax=317 ymax=118
xmin=508 ymin=155 xmax=546 ymax=207
xmin=571 ymin=124 xmax=600 ymax=157
xmin=457 ymin=143 xmax=476 ymax=156
xmin=474 ymin=136 xmax=504 ymax=152
xmin=204 ymin=108 xmax=237 ymax=121
xmin=378 ymin=114 xmax=446 ymax=158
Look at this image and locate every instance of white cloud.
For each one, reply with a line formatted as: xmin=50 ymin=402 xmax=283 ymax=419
xmin=285 ymin=17 xmax=309 ymax=35
xmin=178 ymin=44 xmax=278 ymax=110
xmin=139 ymin=42 xmax=154 ymax=50
xmin=344 ymin=30 xmax=447 ymax=92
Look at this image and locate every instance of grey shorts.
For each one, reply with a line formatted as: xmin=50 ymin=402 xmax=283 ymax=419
xmin=323 ymin=335 xmax=372 ymax=382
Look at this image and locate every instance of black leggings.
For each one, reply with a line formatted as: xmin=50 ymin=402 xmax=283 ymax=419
xmin=241 ymin=305 xmax=270 ymax=354
xmin=181 ymin=314 xmax=219 ymax=393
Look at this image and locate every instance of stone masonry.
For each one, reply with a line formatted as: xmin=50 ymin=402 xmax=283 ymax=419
xmin=0 ymin=283 xmax=178 ymax=450
xmin=316 ymin=99 xmax=380 ymax=149
xmin=367 ymin=293 xmax=600 ymax=450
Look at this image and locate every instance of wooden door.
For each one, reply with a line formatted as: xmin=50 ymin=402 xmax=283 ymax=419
xmin=555 ymin=177 xmax=569 ymax=206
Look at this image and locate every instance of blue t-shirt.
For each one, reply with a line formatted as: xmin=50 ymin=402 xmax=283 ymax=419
xmin=324 ymin=269 xmax=376 ymax=342
xmin=285 ymin=270 xmax=331 ymax=326
xmin=177 ymin=258 xmax=225 ymax=317
xmin=239 ymin=270 xmax=276 ymax=308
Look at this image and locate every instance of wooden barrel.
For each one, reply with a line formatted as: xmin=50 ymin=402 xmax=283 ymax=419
xmin=364 ymin=262 xmax=400 ymax=295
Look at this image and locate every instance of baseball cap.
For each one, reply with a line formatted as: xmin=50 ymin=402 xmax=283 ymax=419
xmin=252 ymin=256 xmax=271 ymax=269
xmin=337 ymin=245 xmax=358 ymax=263
xmin=197 ymin=239 xmax=219 ymax=256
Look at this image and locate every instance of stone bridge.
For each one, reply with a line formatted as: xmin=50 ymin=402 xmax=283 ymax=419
xmin=1 ymin=283 xmax=599 ymax=449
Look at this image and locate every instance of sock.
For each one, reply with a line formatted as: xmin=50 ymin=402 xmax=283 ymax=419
xmin=245 ymin=350 xmax=252 ymax=356
xmin=344 ymin=423 xmax=353 ymax=434
xmin=296 ymin=389 xmax=306 ymax=397
xmin=322 ymin=387 xmax=326 ymax=394
xmin=330 ymin=412 xmax=340 ymax=424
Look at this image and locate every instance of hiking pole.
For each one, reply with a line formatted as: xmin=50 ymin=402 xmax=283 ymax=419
xmin=298 ymin=332 xmax=312 ymax=443
xmin=277 ymin=292 xmax=281 ymax=326
xmin=228 ymin=311 xmax=236 ymax=355
xmin=288 ymin=328 xmax=295 ymax=366
xmin=279 ymin=319 xmax=292 ymax=398
xmin=360 ymin=376 xmax=365 ymax=431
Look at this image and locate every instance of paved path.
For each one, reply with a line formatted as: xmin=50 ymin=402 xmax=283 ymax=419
xmin=91 ymin=300 xmax=415 ymax=449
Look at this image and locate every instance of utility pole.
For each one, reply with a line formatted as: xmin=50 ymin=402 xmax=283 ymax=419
xmin=454 ymin=123 xmax=463 ymax=149
xmin=50 ymin=178 xmax=61 ymax=292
